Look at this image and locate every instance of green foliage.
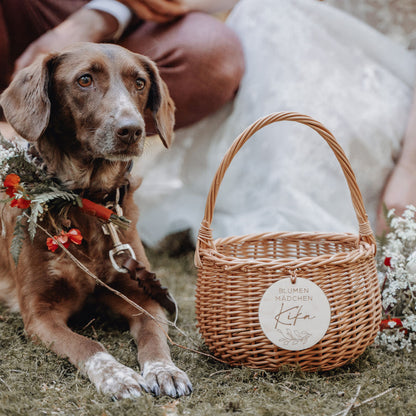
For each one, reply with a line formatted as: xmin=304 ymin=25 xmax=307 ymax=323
xmin=0 ymin=139 xmax=83 ymax=261
xmin=27 ymin=201 xmax=43 ymax=241
xmin=27 ymin=189 xmax=82 ymax=241
xmin=10 ymin=214 xmax=26 ymax=265
xmin=33 ymin=189 xmax=82 ymax=206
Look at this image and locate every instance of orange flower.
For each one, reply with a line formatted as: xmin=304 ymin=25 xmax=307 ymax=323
xmin=380 ymin=318 xmax=402 ymax=330
xmin=380 ymin=318 xmax=407 ymax=334
xmin=4 ymin=174 xmax=31 ymax=209
xmin=46 ymin=237 xmax=60 ymax=253
xmin=66 ymin=228 xmax=83 ymax=245
xmin=4 ymin=173 xmax=21 ymax=197
xmin=10 ymin=197 xmax=31 ymax=209
xmin=4 ymin=173 xmax=20 ymax=188
xmin=47 ymin=229 xmax=83 ymax=252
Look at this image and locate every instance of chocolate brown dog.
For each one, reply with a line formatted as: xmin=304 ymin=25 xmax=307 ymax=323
xmin=0 ymin=42 xmax=192 ymax=399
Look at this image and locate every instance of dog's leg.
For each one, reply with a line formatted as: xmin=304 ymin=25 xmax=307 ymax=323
xmin=98 ymin=279 xmax=192 ymax=397
xmin=22 ymin=308 xmax=149 ymax=399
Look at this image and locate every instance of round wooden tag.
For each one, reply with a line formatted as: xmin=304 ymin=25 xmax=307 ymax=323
xmin=258 ymin=277 xmax=331 ymax=351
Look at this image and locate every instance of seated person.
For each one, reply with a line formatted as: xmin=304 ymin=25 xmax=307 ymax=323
xmin=0 ymin=0 xmax=244 ymax=130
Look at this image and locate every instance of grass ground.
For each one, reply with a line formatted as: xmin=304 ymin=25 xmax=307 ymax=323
xmin=1 ymin=245 xmax=416 ymax=416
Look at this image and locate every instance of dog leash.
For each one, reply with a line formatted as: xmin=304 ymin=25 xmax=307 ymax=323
xmin=105 ymin=221 xmax=176 ymax=315
xmin=101 ymin=196 xmax=176 ymax=316
xmin=122 ymin=257 xmax=176 ymax=316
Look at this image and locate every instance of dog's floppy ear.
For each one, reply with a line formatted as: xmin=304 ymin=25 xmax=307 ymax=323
xmin=0 ymin=54 xmax=56 ymax=142
xmin=140 ymin=56 xmax=175 ymax=148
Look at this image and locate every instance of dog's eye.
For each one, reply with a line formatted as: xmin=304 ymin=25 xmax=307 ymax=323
xmin=135 ymin=78 xmax=146 ymax=90
xmin=78 ymin=75 xmax=93 ymax=88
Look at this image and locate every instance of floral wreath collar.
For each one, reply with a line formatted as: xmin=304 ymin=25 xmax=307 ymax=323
xmin=0 ymin=134 xmax=130 ymax=264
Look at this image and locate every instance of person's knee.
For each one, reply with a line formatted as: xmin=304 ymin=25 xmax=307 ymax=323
xmin=170 ymin=14 xmax=244 ymax=126
xmin=202 ymin=36 xmax=245 ymax=101
xmin=181 ymin=15 xmax=245 ymax=101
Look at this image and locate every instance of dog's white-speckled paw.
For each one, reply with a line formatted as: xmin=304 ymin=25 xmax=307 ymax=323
xmin=142 ymin=361 xmax=193 ymax=397
xmin=84 ymin=352 xmax=148 ymax=399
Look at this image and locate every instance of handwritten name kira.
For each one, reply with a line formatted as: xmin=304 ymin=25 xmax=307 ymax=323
xmin=274 ymin=303 xmax=316 ymax=328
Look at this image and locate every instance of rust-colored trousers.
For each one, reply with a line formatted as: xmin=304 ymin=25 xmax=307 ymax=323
xmin=0 ymin=0 xmax=244 ymax=128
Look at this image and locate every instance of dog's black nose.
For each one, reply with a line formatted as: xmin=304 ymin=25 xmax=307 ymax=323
xmin=116 ymin=119 xmax=143 ymax=144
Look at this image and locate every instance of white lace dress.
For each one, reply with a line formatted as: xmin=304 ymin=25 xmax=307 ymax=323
xmin=135 ymin=0 xmax=416 ymax=246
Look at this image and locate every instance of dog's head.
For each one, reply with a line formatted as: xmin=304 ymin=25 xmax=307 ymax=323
xmin=0 ymin=43 xmax=175 ymax=162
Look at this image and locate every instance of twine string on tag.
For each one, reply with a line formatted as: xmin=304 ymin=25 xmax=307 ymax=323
xmin=289 ymin=269 xmax=298 ymax=284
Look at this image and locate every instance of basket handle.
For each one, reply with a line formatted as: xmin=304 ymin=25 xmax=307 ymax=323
xmin=195 ymin=112 xmax=375 ymax=265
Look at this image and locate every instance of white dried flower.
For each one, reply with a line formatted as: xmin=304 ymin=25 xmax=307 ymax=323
xmin=376 ymin=205 xmax=416 ymax=351
xmin=0 ymin=142 xmax=21 ymax=180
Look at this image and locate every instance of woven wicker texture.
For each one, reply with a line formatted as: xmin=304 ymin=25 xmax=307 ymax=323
xmin=194 ymin=112 xmax=381 ymax=372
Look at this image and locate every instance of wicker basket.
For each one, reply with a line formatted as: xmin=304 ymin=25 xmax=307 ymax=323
xmin=194 ymin=112 xmax=381 ymax=372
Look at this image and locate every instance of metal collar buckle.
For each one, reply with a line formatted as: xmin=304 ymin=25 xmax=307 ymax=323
xmin=103 ymin=206 xmax=136 ymax=273
xmin=109 ymin=243 xmax=136 ymax=273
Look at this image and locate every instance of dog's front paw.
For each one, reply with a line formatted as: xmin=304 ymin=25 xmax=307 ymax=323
xmin=142 ymin=361 xmax=193 ymax=397
xmin=84 ymin=352 xmax=148 ymax=399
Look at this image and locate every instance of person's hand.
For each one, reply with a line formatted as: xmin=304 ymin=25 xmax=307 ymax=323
xmin=376 ymin=159 xmax=416 ymax=235
xmin=125 ymin=0 xmax=188 ymax=22
xmin=13 ymin=8 xmax=118 ymax=76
